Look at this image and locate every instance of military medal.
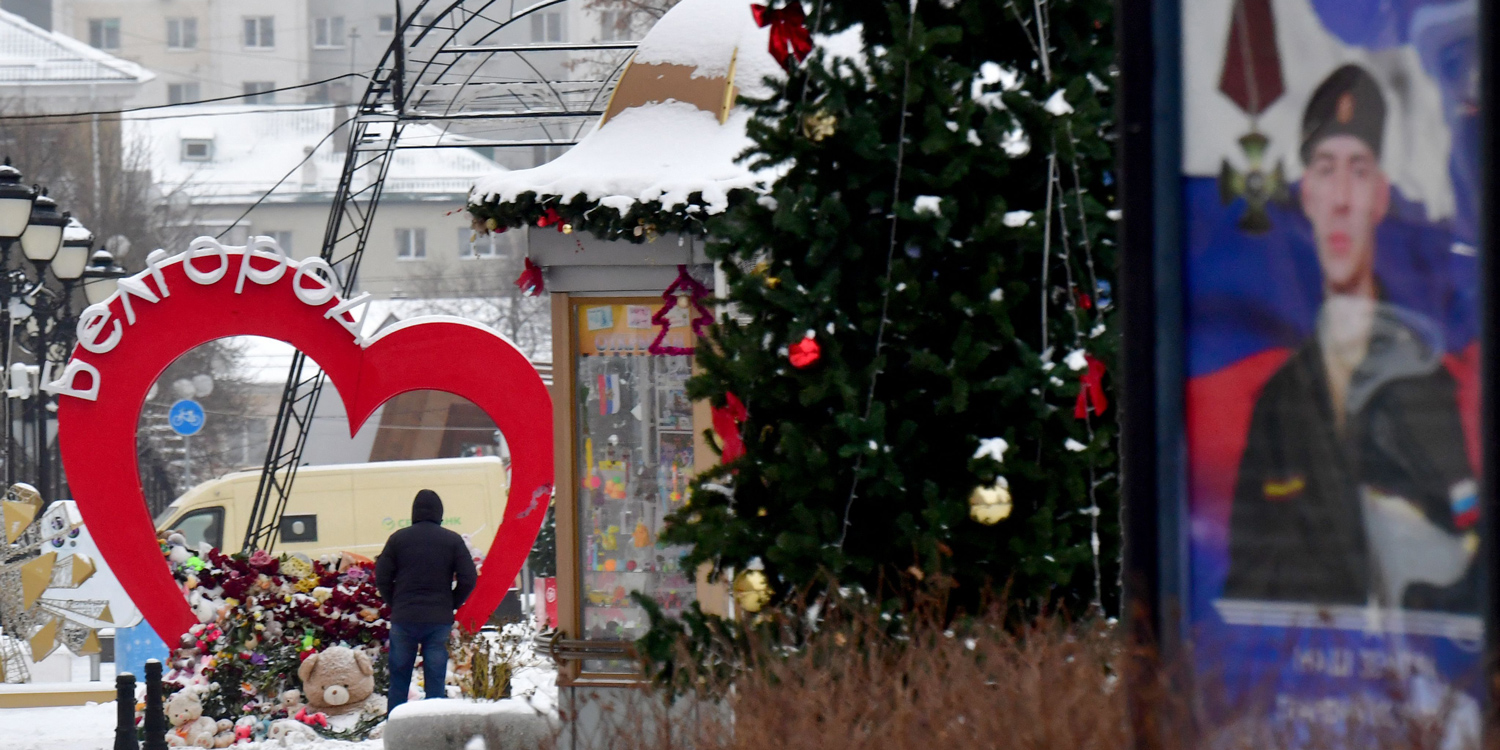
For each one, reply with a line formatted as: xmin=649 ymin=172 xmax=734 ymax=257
xmin=1216 ymin=0 xmax=1290 ymax=234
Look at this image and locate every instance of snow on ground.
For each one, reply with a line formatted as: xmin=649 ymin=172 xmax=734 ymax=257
xmin=0 ymin=702 xmax=382 ymax=750
xmin=0 ymin=661 xmax=557 ymax=750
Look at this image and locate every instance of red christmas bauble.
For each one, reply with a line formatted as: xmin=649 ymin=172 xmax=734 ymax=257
xmin=789 ymin=336 xmax=821 ymax=368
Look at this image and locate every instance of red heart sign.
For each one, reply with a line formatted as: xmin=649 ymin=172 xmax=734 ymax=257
xmin=55 ymin=243 xmax=553 ymax=644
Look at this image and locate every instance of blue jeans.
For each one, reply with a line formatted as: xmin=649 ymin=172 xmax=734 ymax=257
xmin=388 ymin=622 xmax=450 ymax=712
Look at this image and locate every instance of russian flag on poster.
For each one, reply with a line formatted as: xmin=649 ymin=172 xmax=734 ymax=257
xmin=598 ymin=374 xmax=620 ymax=415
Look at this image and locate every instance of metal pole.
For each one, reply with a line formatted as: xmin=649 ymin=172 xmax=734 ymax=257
xmin=141 ymin=660 xmax=167 ymax=750
xmin=113 ymin=672 xmax=138 ymax=750
xmin=32 ymin=308 xmax=47 ymax=502
xmin=1 ymin=264 xmax=14 ymax=488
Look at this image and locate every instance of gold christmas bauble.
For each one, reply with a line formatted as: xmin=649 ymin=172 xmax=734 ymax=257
xmin=968 ymin=481 xmax=1013 ymax=525
xmin=802 ymin=110 xmax=838 ymax=142
xmin=732 ymin=570 xmax=773 ymax=613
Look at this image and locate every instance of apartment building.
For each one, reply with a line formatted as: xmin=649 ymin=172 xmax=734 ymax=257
xmin=52 ymin=0 xmax=310 ymax=107
xmin=124 ymin=104 xmax=527 ymax=299
xmin=52 ymin=0 xmax=654 ymax=167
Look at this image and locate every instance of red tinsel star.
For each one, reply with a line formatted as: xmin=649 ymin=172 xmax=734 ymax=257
xmin=752 ymin=3 xmax=813 ymax=71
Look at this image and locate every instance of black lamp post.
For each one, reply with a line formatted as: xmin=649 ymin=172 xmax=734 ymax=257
xmin=0 ymin=162 xmax=36 ymax=487
xmin=16 ymin=193 xmax=72 ymax=503
xmin=34 ymin=220 xmax=94 ymax=500
xmin=0 ymin=160 xmax=118 ymax=500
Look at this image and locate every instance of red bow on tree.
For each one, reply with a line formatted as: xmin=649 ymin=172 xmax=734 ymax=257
xmin=752 ymin=3 xmax=813 ymax=71
xmin=515 ymin=256 xmax=545 ymax=297
xmin=1074 ymin=354 xmax=1108 ymax=419
xmin=711 ymin=392 xmax=749 ymax=464
xmin=537 ymin=207 xmax=566 ymax=231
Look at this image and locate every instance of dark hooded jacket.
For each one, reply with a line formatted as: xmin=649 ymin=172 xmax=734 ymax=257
xmin=375 ymin=490 xmax=479 ymax=624
xmin=1224 ymin=305 xmax=1477 ymax=611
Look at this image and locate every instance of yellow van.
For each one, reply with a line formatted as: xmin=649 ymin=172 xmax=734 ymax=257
xmin=153 ymin=457 xmax=510 ymax=559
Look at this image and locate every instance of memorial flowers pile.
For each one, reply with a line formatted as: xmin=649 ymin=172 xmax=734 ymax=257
xmin=154 ymin=537 xmax=392 ymax=741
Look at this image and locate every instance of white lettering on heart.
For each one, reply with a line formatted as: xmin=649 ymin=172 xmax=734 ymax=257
xmin=59 ymin=240 xmax=378 ymax=401
xmin=292 ymin=257 xmax=337 ymax=306
xmin=43 ymin=359 xmax=101 ymax=401
xmin=236 ymin=235 xmax=290 ymax=293
xmin=115 ymin=275 xmax=161 ymax=325
xmin=144 ymin=249 xmax=174 ymax=298
xmin=183 ymin=237 xmax=230 ymax=285
xmin=325 ymin=293 xmax=376 ymax=346
xmin=76 ymin=303 xmax=122 ymax=354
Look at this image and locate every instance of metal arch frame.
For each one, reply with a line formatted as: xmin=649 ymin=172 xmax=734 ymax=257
xmin=243 ymin=0 xmax=638 ymax=552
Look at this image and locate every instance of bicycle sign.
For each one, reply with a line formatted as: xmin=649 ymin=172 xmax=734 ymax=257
xmin=168 ymin=399 xmax=205 ymax=437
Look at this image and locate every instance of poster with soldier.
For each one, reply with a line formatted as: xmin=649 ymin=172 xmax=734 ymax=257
xmin=1181 ymin=0 xmax=1482 ymax=735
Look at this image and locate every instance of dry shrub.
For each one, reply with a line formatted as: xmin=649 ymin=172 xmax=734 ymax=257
xmin=552 ymin=593 xmax=1487 ymax=750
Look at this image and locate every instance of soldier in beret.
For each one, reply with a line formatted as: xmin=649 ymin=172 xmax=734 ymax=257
xmin=1224 ymin=64 xmax=1478 ymax=613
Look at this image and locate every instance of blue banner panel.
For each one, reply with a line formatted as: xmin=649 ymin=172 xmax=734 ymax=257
xmin=1180 ymin=0 xmax=1482 ymax=741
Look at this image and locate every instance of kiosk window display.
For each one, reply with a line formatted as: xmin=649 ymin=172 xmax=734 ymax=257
xmin=570 ymin=300 xmax=701 ymax=672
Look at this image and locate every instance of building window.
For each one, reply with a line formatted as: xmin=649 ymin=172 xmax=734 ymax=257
xmin=88 ymin=18 xmax=120 ymax=50
xmin=530 ymin=11 xmax=562 ymax=42
xmin=395 ymin=228 xmax=426 ymax=260
xmin=599 ymin=11 xmax=630 ymax=41
xmin=167 ymin=82 xmax=201 ymax=104
xmin=242 ymin=81 xmax=276 ymax=104
xmin=377 ymin=14 xmax=395 ymax=33
xmin=458 ymin=228 xmax=500 ymax=259
xmin=243 ymin=16 xmax=274 ymax=48
xmin=313 ymin=16 xmax=345 ymax=48
xmin=266 ymin=231 xmax=292 ymax=253
xmin=166 ymin=17 xmax=198 ymax=50
xmin=181 ymin=138 xmax=213 ymax=162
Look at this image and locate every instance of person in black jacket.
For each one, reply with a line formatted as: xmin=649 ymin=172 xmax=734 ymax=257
xmin=1223 ymin=65 xmax=1478 ymax=612
xmin=376 ymin=489 xmax=478 ymax=711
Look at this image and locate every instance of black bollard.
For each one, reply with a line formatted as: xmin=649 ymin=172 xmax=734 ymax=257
xmin=141 ymin=660 xmax=168 ymax=750
xmin=113 ymin=672 xmax=138 ymax=750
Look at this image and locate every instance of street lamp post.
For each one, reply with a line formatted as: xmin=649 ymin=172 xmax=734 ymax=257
xmin=35 ymin=220 xmax=94 ymax=499
xmin=0 ymin=162 xmax=36 ymax=486
xmin=18 ymin=191 xmax=68 ymax=503
xmin=0 ymin=160 xmax=122 ymax=501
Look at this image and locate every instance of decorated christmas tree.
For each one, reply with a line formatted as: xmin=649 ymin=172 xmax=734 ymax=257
xmin=665 ymin=0 xmax=1119 ymax=617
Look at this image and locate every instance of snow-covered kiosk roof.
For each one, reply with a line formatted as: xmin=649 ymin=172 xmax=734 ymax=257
xmin=466 ymin=0 xmax=782 ymax=242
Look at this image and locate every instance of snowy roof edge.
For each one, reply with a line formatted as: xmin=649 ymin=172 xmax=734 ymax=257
xmin=0 ymin=8 xmax=155 ymax=86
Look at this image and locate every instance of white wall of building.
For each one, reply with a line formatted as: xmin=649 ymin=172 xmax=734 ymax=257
xmin=54 ymin=0 xmax=310 ymax=107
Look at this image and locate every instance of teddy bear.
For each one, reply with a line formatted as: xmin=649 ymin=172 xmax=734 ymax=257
xmin=275 ymin=689 xmax=304 ymax=717
xmin=211 ymin=719 xmax=235 ymax=748
xmin=164 ymin=688 xmax=220 ymax=748
xmin=296 ymin=646 xmax=378 ymax=716
xmin=266 ymin=718 xmax=319 ymax=744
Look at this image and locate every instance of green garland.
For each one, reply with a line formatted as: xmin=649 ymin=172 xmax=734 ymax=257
xmin=466 ymin=189 xmax=754 ymax=244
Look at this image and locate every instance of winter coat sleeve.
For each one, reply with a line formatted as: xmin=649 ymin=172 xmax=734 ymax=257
xmin=451 ymin=540 xmax=478 ymax=610
xmin=375 ymin=538 xmax=396 ymax=603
